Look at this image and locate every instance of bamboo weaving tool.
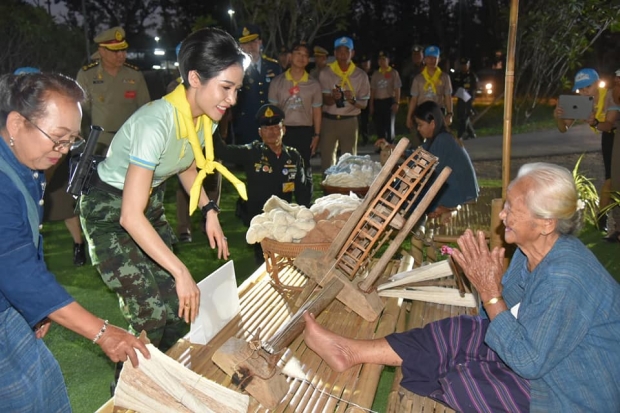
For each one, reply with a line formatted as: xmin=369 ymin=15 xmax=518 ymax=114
xmin=213 ymin=140 xmax=452 ymax=408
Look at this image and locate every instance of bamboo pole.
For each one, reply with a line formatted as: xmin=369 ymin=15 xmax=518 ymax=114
xmin=502 ymin=0 xmax=520 ymax=197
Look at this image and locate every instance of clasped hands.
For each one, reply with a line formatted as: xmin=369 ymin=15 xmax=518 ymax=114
xmin=451 ymin=229 xmax=504 ymax=301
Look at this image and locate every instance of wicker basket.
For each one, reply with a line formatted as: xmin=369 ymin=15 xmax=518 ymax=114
xmin=321 ymin=184 xmax=369 ymax=197
xmin=260 ymin=237 xmax=330 ymax=289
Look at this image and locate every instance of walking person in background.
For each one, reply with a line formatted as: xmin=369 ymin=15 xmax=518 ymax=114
xmin=452 ymin=57 xmax=478 ymax=140
xmin=318 ymin=36 xmax=370 ymax=172
xmin=0 ymin=71 xmax=149 ymax=412
xmin=75 ymin=26 xmax=151 ymax=156
xmin=269 ymin=41 xmax=322 ymax=195
xmin=370 ymin=50 xmax=402 ymax=144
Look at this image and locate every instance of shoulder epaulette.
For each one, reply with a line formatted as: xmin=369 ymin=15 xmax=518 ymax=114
xmin=81 ymin=60 xmax=100 ymax=71
xmin=123 ymin=62 xmax=140 ymax=71
xmin=262 ymin=55 xmax=279 ymax=64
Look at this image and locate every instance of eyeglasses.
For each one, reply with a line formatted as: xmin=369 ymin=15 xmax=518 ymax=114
xmin=21 ymin=115 xmax=83 ymax=151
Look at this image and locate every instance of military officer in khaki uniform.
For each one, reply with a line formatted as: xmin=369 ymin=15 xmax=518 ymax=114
xmin=76 ymin=26 xmax=151 ymax=155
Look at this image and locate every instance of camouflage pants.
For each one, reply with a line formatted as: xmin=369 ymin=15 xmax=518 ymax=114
xmin=79 ymin=186 xmax=186 ymax=351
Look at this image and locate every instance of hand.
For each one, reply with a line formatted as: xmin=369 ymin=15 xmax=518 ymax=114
xmin=586 ymin=112 xmax=597 ymax=127
xmin=310 ymin=135 xmax=319 ymax=155
xmin=391 ymin=103 xmax=399 ymax=114
xmin=451 ymin=229 xmax=505 ymax=300
xmin=374 ymin=138 xmax=393 ymax=149
xmin=406 ymin=116 xmax=414 ymax=130
xmin=204 ymin=211 xmax=229 ymax=260
xmin=175 ymin=271 xmax=201 ymax=323
xmin=34 ymin=318 xmax=52 ymax=339
xmin=553 ymin=105 xmax=564 ymax=120
xmin=343 ymin=90 xmax=355 ymax=101
xmin=332 ymin=88 xmax=343 ymax=101
xmin=96 ymin=324 xmax=151 ymax=368
xmin=445 ymin=113 xmax=453 ymax=126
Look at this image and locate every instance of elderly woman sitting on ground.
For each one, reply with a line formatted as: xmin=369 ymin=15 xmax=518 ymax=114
xmin=304 ymin=162 xmax=620 ymax=412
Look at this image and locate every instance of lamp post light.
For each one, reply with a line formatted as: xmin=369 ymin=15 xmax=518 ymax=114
xmin=228 ymin=9 xmax=236 ymax=31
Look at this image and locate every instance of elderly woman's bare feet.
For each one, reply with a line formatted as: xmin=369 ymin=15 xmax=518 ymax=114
xmin=302 ymin=311 xmax=357 ymax=372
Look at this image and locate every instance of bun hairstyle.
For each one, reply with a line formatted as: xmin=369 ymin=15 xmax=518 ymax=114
xmin=515 ymin=162 xmax=583 ymax=235
xmin=177 ymin=27 xmax=246 ymax=87
xmin=0 ymin=72 xmax=84 ymax=129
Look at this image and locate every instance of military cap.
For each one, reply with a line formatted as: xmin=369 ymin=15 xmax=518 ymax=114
xmin=256 ymin=104 xmax=285 ymax=126
xmin=378 ymin=50 xmax=390 ymax=60
xmin=237 ymin=24 xmax=261 ymax=44
xmin=411 ymin=45 xmax=423 ymax=52
xmin=313 ymin=46 xmax=328 ymax=56
xmin=459 ymin=57 xmax=470 ymax=65
xmin=94 ymin=26 xmax=128 ymax=51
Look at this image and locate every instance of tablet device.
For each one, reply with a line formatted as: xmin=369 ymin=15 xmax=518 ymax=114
xmin=558 ymin=95 xmax=594 ymax=120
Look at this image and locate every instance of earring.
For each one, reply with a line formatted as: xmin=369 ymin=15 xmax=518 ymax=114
xmin=9 ymin=136 xmax=15 ymax=147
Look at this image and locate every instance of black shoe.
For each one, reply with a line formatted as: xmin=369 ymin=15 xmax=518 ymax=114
xmin=179 ymin=232 xmax=192 ymax=243
xmin=73 ymin=243 xmax=86 ymax=266
xmin=597 ymin=215 xmax=608 ymax=232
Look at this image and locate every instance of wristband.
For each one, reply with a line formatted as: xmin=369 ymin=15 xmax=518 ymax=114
xmin=313 ymin=133 xmax=320 ymax=138
xmin=201 ymin=200 xmax=220 ymax=218
xmin=92 ymin=319 xmax=109 ymax=344
xmin=484 ymin=296 xmax=503 ymax=306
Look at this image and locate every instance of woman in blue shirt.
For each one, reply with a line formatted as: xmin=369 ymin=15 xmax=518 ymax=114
xmin=0 ymin=72 xmax=149 ymax=411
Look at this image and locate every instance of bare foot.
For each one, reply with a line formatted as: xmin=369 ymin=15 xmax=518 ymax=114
xmin=302 ymin=311 xmax=357 ymax=372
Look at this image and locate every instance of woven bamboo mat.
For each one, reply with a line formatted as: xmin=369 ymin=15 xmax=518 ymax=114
xmin=98 ymin=260 xmax=406 ymax=413
xmin=386 ymin=300 xmax=478 ymax=413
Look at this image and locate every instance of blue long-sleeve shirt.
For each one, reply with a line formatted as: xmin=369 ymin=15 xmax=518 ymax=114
xmin=486 ymin=236 xmax=620 ymax=412
xmin=0 ymin=138 xmax=73 ymax=327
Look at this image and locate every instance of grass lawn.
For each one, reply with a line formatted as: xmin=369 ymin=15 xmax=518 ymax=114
xmin=42 ymin=134 xmax=619 ymax=412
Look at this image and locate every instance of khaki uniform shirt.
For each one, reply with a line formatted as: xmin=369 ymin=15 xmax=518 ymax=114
xmin=410 ymin=70 xmax=452 ymax=107
xmin=268 ymin=72 xmax=322 ymax=126
xmin=76 ymin=61 xmax=151 ymax=146
xmin=371 ymin=68 xmax=402 ymax=100
xmin=319 ymin=64 xmax=370 ymax=116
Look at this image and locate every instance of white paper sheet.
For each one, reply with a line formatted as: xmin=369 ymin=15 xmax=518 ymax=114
xmin=189 ymin=261 xmax=240 ymax=345
xmin=455 ymin=87 xmax=472 ymax=102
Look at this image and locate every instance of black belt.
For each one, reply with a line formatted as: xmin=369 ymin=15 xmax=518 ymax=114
xmin=323 ymin=113 xmax=357 ymax=121
xmin=90 ymin=169 xmax=123 ymax=197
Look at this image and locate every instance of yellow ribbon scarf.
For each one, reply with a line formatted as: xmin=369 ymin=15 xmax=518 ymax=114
xmin=284 ymin=69 xmax=309 ymax=87
xmin=379 ymin=66 xmax=392 ymax=75
xmin=421 ymin=67 xmax=442 ymax=95
xmin=163 ymin=84 xmax=247 ymax=215
xmin=595 ymin=88 xmax=607 ymax=123
xmin=328 ymin=60 xmax=356 ymax=93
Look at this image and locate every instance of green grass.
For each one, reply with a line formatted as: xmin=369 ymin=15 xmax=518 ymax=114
xmin=42 ymin=170 xmax=619 ymax=412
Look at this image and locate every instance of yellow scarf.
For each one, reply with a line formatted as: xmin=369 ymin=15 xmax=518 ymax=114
xmin=379 ymin=66 xmax=392 ymax=75
xmin=284 ymin=69 xmax=309 ymax=87
xmin=328 ymin=60 xmax=356 ymax=93
xmin=163 ymin=84 xmax=247 ymax=215
xmin=421 ymin=67 xmax=442 ymax=95
xmin=595 ymin=88 xmax=607 ymax=123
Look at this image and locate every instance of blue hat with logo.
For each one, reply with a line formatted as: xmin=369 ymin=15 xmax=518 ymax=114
xmin=334 ymin=36 xmax=354 ymax=51
xmin=13 ymin=67 xmax=40 ymax=75
xmin=572 ymin=68 xmax=599 ymax=91
xmin=424 ymin=46 xmax=440 ymax=58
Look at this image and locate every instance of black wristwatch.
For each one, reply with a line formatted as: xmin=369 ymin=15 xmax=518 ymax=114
xmin=201 ymin=200 xmax=220 ymax=218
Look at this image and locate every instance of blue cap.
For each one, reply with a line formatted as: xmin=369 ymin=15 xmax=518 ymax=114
xmin=14 ymin=67 xmax=40 ymax=75
xmin=572 ymin=68 xmax=599 ymax=91
xmin=334 ymin=36 xmax=354 ymax=51
xmin=424 ymin=46 xmax=440 ymax=58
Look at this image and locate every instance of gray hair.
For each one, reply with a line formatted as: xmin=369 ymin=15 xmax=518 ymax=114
xmin=513 ymin=162 xmax=582 ymax=235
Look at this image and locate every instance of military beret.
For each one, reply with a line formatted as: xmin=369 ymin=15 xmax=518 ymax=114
xmin=256 ymin=104 xmax=285 ymax=126
xmin=237 ymin=24 xmax=261 ymax=44
xmin=378 ymin=50 xmax=390 ymax=60
xmin=94 ymin=26 xmax=128 ymax=51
